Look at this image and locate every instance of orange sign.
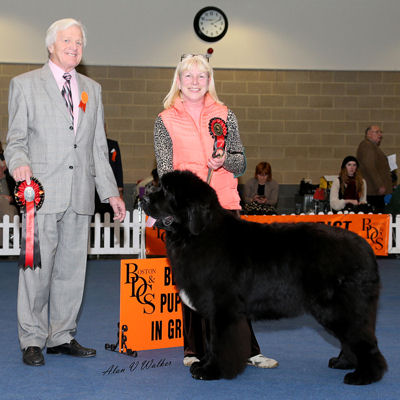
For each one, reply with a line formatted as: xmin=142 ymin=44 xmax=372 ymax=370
xmin=242 ymin=214 xmax=390 ymax=256
xmin=145 ymin=226 xmax=167 ymax=256
xmin=119 ymin=258 xmax=183 ymax=353
xmin=146 ymin=214 xmax=390 ymax=256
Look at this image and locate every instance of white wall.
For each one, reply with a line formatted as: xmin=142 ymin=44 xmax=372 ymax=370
xmin=1 ymin=0 xmax=400 ymax=70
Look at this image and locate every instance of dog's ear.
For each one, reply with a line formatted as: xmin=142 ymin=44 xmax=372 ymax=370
xmin=187 ymin=203 xmax=210 ymax=235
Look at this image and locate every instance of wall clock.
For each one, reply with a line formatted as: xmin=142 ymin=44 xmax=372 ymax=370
xmin=193 ymin=6 xmax=228 ymax=42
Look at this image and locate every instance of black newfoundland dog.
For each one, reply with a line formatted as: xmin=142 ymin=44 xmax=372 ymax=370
xmin=142 ymin=170 xmax=387 ymax=385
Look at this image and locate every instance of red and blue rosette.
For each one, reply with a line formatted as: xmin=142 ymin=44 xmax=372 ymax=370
xmin=207 ymin=117 xmax=229 ymax=183
xmin=14 ymin=178 xmax=45 ymax=269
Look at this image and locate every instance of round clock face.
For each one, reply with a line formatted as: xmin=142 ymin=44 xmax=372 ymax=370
xmin=194 ymin=7 xmax=228 ymax=42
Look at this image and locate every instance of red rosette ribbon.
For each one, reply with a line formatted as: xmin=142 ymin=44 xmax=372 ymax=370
xmin=209 ymin=117 xmax=228 ymax=156
xmin=207 ymin=117 xmax=229 ymax=183
xmin=14 ymin=177 xmax=45 ymax=269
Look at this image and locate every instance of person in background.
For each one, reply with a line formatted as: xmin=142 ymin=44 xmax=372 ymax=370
xmin=5 ymin=18 xmax=125 ymax=367
xmin=0 ymin=142 xmax=18 ymax=244
xmin=153 ymin=54 xmax=278 ymax=370
xmin=384 ymin=171 xmax=400 ymax=216
xmin=330 ymin=156 xmax=367 ymax=212
xmin=356 ymin=126 xmax=392 ymax=213
xmin=134 ymin=167 xmax=159 ymax=208
xmin=144 ymin=168 xmax=159 ymax=196
xmin=243 ymin=161 xmax=279 ymax=215
xmin=95 ymin=135 xmax=124 ymax=215
xmin=0 ymin=141 xmax=17 ymax=202
xmin=107 ymin=138 xmax=124 ymax=199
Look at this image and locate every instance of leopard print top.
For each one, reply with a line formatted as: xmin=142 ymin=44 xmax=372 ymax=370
xmin=154 ymin=109 xmax=246 ymax=178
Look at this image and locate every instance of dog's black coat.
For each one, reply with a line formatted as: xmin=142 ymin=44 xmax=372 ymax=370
xmin=142 ymin=170 xmax=387 ymax=384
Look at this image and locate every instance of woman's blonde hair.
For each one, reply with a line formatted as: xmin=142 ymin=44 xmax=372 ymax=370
xmin=163 ymin=54 xmax=221 ymax=109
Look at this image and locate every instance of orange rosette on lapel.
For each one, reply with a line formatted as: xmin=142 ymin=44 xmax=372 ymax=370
xmin=79 ymin=91 xmax=88 ymax=112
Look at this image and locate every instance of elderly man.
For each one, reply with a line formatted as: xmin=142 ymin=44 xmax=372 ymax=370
xmin=356 ymin=126 xmax=392 ymax=213
xmin=5 ymin=18 xmax=126 ymax=366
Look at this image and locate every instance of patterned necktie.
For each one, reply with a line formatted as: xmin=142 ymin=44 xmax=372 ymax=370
xmin=61 ymin=73 xmax=74 ymax=124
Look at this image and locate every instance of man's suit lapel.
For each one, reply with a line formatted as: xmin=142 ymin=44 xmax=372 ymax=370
xmin=40 ymin=63 xmax=71 ymax=124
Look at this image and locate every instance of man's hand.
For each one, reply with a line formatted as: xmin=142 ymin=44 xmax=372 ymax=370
xmin=12 ymin=165 xmax=32 ymax=184
xmin=109 ymin=196 xmax=126 ymax=222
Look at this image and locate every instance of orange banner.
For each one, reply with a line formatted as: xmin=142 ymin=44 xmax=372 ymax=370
xmin=146 ymin=214 xmax=390 ymax=256
xmin=242 ymin=214 xmax=390 ymax=256
xmin=119 ymin=258 xmax=183 ymax=353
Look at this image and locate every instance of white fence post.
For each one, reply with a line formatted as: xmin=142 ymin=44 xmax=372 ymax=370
xmin=388 ymin=214 xmax=400 ymax=254
xmin=0 ymin=214 xmax=21 ymax=255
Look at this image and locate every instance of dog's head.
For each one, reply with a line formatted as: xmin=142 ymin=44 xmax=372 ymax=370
xmin=141 ymin=170 xmax=221 ymax=235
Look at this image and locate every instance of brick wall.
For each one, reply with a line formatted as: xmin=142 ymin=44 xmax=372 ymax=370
xmin=1 ymin=63 xmax=399 ymax=186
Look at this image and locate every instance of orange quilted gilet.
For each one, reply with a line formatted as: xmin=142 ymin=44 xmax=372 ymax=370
xmin=160 ymin=94 xmax=241 ymax=210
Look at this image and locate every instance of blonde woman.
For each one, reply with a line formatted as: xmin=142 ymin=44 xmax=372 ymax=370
xmin=153 ymin=54 xmax=278 ymax=371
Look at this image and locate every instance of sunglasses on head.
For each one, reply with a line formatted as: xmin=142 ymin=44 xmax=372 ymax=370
xmin=180 ymin=54 xmax=209 ymax=62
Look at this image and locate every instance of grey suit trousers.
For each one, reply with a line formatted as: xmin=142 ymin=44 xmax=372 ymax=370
xmin=17 ymin=207 xmax=91 ymax=350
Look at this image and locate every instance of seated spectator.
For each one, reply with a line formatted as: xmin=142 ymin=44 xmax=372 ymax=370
xmin=243 ymin=162 xmax=279 ymax=215
xmin=330 ymin=156 xmax=369 ymax=212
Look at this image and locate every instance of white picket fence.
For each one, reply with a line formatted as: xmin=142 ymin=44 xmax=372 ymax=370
xmin=388 ymin=214 xmax=400 ymax=254
xmin=1 ymin=212 xmax=400 ymax=256
xmin=0 ymin=210 xmax=147 ymax=259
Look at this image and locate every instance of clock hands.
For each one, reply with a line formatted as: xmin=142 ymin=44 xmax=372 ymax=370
xmin=202 ymin=17 xmax=224 ymax=31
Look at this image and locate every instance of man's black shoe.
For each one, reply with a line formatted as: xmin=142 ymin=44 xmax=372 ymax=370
xmin=23 ymin=346 xmax=45 ymax=366
xmin=47 ymin=339 xmax=96 ymax=357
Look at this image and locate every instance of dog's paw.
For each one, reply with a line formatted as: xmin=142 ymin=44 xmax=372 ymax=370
xmin=328 ymin=356 xmax=356 ymax=370
xmin=190 ymin=361 xmax=221 ymax=380
xmin=344 ymin=370 xmax=374 ymax=385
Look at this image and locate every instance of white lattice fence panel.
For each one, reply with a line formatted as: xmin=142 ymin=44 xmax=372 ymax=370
xmin=0 ymin=210 xmax=146 ymax=258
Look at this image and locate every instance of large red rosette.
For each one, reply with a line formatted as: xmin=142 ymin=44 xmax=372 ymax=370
xmin=14 ymin=177 xmax=45 ymax=269
xmin=207 ymin=117 xmax=229 ymax=183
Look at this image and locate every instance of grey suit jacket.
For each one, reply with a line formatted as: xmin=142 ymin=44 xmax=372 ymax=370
xmin=5 ymin=63 xmax=119 ymax=214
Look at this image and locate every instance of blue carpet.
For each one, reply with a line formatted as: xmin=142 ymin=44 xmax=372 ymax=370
xmin=0 ymin=257 xmax=399 ymax=400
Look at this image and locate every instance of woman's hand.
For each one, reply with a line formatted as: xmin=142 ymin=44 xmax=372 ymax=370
xmin=346 ymin=199 xmax=359 ymax=206
xmin=207 ymin=150 xmax=226 ymax=171
xmin=254 ymin=195 xmax=267 ymax=204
